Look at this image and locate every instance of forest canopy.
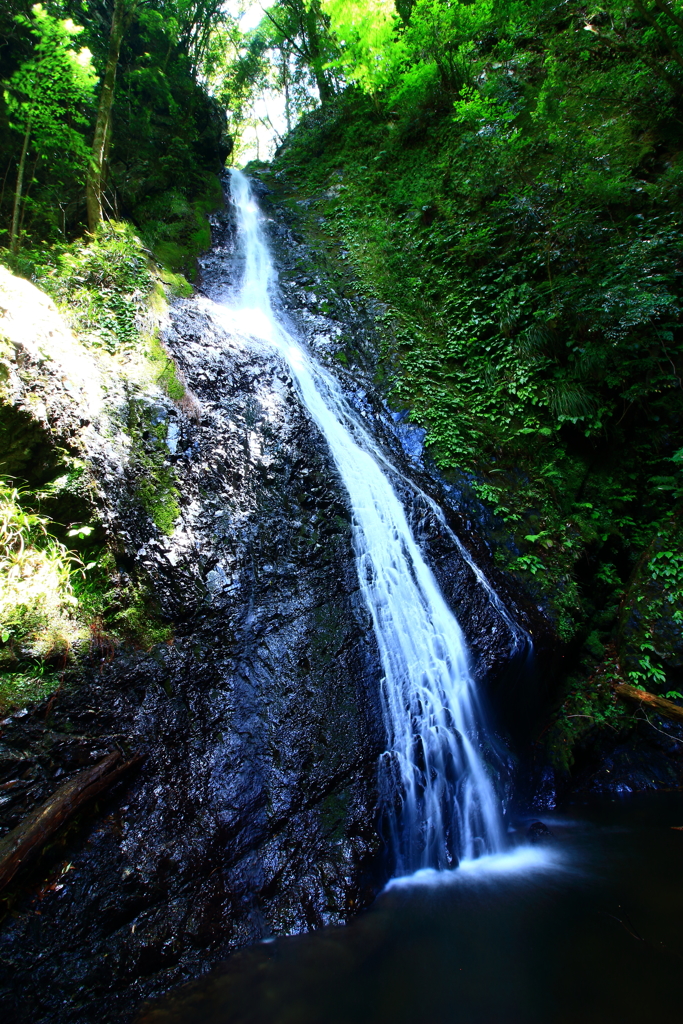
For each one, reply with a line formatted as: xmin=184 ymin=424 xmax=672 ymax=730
xmin=0 ymin=0 xmax=233 ymax=255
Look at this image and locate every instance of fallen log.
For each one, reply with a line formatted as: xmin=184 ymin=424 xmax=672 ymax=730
xmin=613 ymin=683 xmax=683 ymax=724
xmin=0 ymin=749 xmax=142 ymax=893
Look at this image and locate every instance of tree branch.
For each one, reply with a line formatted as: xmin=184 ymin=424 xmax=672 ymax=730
xmin=652 ymin=0 xmax=683 ymax=36
xmin=261 ymin=7 xmax=307 ymax=59
xmin=632 ymin=0 xmax=683 ymax=70
xmin=613 ymin=683 xmax=683 ymax=724
xmin=0 ymin=750 xmax=143 ymax=893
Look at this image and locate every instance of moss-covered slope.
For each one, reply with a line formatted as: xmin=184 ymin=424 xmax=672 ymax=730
xmin=0 ymin=234 xmax=191 ymax=715
xmin=262 ymin=65 xmax=683 ymax=773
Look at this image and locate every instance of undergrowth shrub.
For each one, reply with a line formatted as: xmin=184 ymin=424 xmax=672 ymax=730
xmin=34 ymin=222 xmax=153 ymax=353
xmin=0 ymin=474 xmax=176 ymax=715
xmin=0 ymin=479 xmax=86 ymax=712
xmin=269 ymin=25 xmax=683 ymax=768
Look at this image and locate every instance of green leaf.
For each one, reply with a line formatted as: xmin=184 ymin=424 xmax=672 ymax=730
xmin=67 ymin=524 xmax=93 ymax=539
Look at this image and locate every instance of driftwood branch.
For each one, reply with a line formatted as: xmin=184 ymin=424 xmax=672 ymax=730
xmin=613 ymin=683 xmax=683 ymax=724
xmin=0 ymin=749 xmax=142 ymax=893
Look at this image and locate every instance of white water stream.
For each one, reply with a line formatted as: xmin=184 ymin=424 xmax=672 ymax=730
xmin=224 ymin=169 xmax=506 ymax=872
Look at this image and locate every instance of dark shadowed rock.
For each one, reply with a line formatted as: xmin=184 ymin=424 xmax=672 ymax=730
xmin=0 ymin=173 xmax=556 ymax=1024
xmin=526 ymin=820 xmax=554 ymax=843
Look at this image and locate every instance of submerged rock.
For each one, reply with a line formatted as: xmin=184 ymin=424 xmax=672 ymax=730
xmin=525 ymin=820 xmax=554 ymax=843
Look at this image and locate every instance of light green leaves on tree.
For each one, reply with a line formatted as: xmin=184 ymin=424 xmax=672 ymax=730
xmin=4 ymin=4 xmax=96 ymax=251
xmin=321 ymin=0 xmax=398 ymax=91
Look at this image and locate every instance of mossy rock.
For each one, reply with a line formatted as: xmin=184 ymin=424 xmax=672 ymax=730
xmin=0 ymin=401 xmax=60 ymax=485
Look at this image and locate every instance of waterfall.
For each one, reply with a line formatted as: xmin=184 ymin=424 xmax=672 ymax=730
xmin=224 ymin=168 xmax=506 ymax=873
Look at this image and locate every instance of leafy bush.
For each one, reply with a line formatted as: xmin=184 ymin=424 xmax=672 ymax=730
xmin=0 ymin=474 xmax=176 ymax=714
xmin=30 ymin=222 xmax=153 ymax=353
xmin=0 ymin=479 xmax=86 ymax=711
xmin=135 ymin=178 xmax=223 ymax=281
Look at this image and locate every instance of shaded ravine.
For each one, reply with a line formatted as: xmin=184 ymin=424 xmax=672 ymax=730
xmin=0 ymin=217 xmax=388 ymax=1022
xmin=133 ymin=171 xmax=683 ymax=1024
xmin=0 ymin=173 xmax=544 ymax=1024
xmin=221 ymin=169 xmax=507 ymax=872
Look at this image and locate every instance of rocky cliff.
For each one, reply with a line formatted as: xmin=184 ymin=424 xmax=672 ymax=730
xmin=0 ymin=177 xmax=551 ymax=1024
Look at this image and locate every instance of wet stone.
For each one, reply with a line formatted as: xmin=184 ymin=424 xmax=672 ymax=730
xmin=0 ymin=172 xmax=556 ymax=1024
xmin=0 ymin=199 xmax=386 ymax=1024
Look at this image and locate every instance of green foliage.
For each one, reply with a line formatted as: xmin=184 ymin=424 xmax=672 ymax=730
xmin=0 ymin=470 xmax=174 ymax=714
xmin=158 ymin=267 xmax=194 ymax=298
xmin=546 ymin=652 xmax=629 ymax=772
xmin=2 ymin=4 xmax=97 ymax=251
xmin=0 ymin=479 xmax=80 ymax=645
xmin=153 ymin=349 xmax=186 ymax=402
xmin=0 ymin=476 xmax=86 ymax=712
xmin=102 ymin=5 xmax=230 ymax=248
xmin=136 ymin=472 xmax=181 ymax=536
xmin=0 ymin=670 xmax=58 ymax=716
xmin=209 ymin=0 xmax=340 ymax=158
xmin=7 ymin=222 xmax=190 ymax=405
xmin=3 ymin=5 xmax=96 ymax=148
xmin=619 ymin=523 xmax=683 ymax=694
xmin=72 ymin=550 xmax=173 ymax=650
xmin=109 ymin=580 xmax=173 ymax=648
xmin=321 ymin=0 xmax=397 ymax=92
xmin=0 ymin=0 xmax=229 ymax=251
xmin=269 ymin=0 xmax=683 ymax=762
xmin=135 ymin=177 xmax=223 ymax=281
xmin=127 ymin=400 xmax=181 ymax=536
xmin=30 ymin=221 xmax=153 ymax=353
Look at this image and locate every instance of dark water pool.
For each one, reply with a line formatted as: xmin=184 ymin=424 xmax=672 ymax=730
xmin=138 ymin=794 xmax=683 ymax=1024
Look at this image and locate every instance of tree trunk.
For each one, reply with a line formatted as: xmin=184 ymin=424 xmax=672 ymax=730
xmin=282 ymin=53 xmax=292 ymax=134
xmin=18 ymin=153 xmax=40 ymax=242
xmin=86 ymin=0 xmax=128 ymax=232
xmin=1 ymin=157 xmax=13 ymax=216
xmin=613 ymin=683 xmax=683 ymax=724
xmin=632 ymin=0 xmax=683 ymax=71
xmin=10 ymin=120 xmax=31 ymax=255
xmin=305 ymin=0 xmax=334 ymax=104
xmin=653 ymin=0 xmax=683 ymax=34
xmin=0 ymin=750 xmax=143 ymax=893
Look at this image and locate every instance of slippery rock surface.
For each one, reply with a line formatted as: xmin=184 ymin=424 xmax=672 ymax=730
xmin=1 ymin=174 xmax=551 ymax=1024
xmin=0 ymin=225 xmax=384 ymax=1021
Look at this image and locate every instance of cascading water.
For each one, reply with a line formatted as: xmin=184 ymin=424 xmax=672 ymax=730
xmin=224 ymin=168 xmax=506 ymax=873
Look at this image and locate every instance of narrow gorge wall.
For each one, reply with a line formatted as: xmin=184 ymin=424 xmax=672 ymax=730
xmin=0 ymin=217 xmax=386 ymax=1024
xmin=0 ymin=177 xmax=549 ymax=1024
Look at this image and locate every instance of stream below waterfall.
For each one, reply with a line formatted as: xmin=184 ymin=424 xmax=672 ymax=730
xmin=140 ymin=792 xmax=683 ymax=1023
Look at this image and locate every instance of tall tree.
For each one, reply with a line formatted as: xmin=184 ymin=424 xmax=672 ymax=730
xmin=4 ymin=3 xmax=96 ymax=253
xmin=261 ymin=0 xmax=338 ymax=103
xmin=85 ymin=0 xmax=231 ymax=232
xmin=86 ymin=0 xmax=134 ymax=233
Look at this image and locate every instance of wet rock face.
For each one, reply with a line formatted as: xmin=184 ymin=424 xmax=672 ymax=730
xmin=0 ymin=211 xmax=384 ymax=1023
xmin=254 ymin=175 xmax=556 ymax=741
xmin=0 ymin=174 xmax=552 ymax=1024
